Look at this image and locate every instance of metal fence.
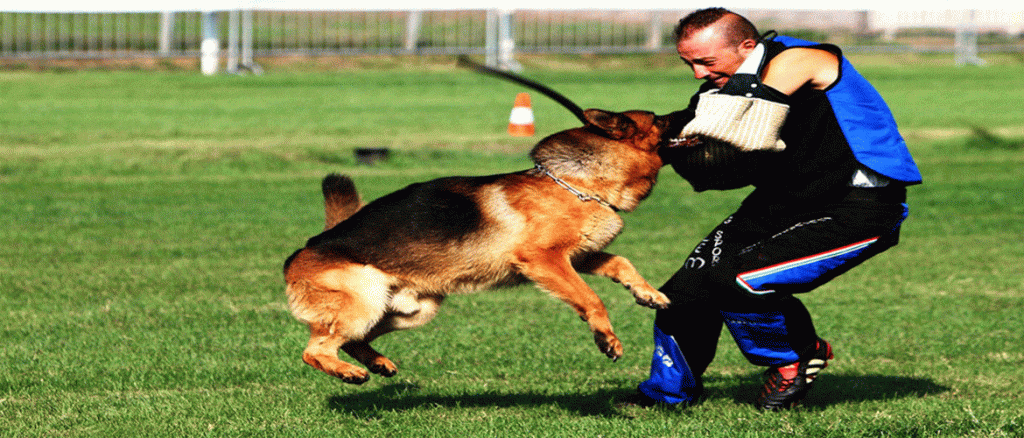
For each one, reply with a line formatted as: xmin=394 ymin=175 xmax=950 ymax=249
xmin=1 ymin=12 xmax=203 ymax=58
xmin=0 ymin=10 xmax=670 ymax=59
xmin=2 ymin=9 xmax=1021 ymax=63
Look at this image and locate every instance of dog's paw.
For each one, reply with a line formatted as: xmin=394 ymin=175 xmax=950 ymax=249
xmin=631 ymin=286 xmax=671 ymax=310
xmin=368 ymin=358 xmax=398 ymax=377
xmin=594 ymin=331 xmax=624 ymax=362
xmin=304 ymin=352 xmax=372 ymax=384
xmin=341 ymin=373 xmax=371 ymax=384
xmin=326 ymin=368 xmax=370 ymax=385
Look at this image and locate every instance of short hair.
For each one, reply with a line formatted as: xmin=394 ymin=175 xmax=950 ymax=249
xmin=673 ymin=7 xmax=759 ymax=46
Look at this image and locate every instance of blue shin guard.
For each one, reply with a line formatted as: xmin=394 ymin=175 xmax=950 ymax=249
xmin=721 ymin=311 xmax=800 ymax=366
xmin=638 ymin=324 xmax=702 ymax=404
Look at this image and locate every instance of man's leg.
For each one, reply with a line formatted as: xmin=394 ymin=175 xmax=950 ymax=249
xmin=637 ymin=297 xmax=722 ymax=404
xmin=719 ymin=295 xmax=820 ymax=367
xmin=714 ymin=194 xmax=909 ymax=409
xmin=635 ymin=216 xmax=742 ymax=405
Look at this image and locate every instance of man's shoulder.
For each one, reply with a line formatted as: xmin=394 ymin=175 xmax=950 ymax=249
xmin=771 ymin=35 xmax=841 ymax=57
xmin=764 ymin=35 xmax=841 ymax=92
xmin=771 ymin=47 xmax=839 ymax=66
xmin=772 ymin=34 xmax=817 ymax=48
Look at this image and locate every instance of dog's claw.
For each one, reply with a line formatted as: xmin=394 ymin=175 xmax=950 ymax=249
xmin=634 ymin=295 xmax=671 ymax=310
xmin=596 ymin=334 xmax=624 ymax=362
xmin=340 ymin=374 xmax=371 ymax=385
xmin=370 ymin=364 xmax=397 ymax=377
xmin=641 ymin=299 xmax=671 ymax=310
xmin=631 ymin=286 xmax=671 ymax=310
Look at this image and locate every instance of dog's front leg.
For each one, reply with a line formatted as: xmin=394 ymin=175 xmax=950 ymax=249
xmin=515 ymin=251 xmax=623 ymax=361
xmin=574 ymin=252 xmax=671 ymax=309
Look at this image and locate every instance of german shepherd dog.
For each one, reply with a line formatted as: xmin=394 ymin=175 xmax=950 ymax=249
xmin=283 ymin=58 xmax=691 ymax=383
xmin=283 ymin=108 xmax=681 ymax=383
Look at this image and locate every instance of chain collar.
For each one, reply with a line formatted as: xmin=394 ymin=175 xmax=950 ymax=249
xmin=534 ymin=164 xmax=616 ymax=211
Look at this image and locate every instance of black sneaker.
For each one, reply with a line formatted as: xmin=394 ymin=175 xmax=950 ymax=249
xmin=755 ymin=339 xmax=833 ymax=411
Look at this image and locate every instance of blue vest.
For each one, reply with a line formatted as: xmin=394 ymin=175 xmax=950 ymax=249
xmin=772 ymin=35 xmax=922 ymax=184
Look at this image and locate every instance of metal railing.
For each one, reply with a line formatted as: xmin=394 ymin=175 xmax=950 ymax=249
xmin=1 ymin=10 xmax=670 ymax=59
xmin=2 ymin=10 xmax=1019 ymax=67
xmin=1 ymin=11 xmax=202 ymax=58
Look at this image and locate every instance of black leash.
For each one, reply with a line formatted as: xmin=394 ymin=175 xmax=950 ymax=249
xmin=456 ymin=55 xmax=587 ymax=125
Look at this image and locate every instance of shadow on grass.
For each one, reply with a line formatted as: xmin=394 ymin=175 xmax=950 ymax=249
xmin=326 ymin=374 xmax=948 ymax=417
xmin=326 ymin=383 xmax=638 ymax=419
xmin=722 ymin=373 xmax=950 ymax=410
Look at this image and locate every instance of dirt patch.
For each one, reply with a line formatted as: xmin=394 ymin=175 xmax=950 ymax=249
xmin=0 ymin=56 xmax=199 ymax=72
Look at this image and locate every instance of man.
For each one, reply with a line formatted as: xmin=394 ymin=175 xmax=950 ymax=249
xmin=630 ymin=8 xmax=922 ymax=410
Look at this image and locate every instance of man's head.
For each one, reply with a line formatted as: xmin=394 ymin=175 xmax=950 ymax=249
xmin=674 ymin=8 xmax=760 ymax=88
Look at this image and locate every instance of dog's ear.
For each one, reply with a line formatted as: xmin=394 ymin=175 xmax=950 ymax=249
xmin=583 ymin=109 xmax=637 ymax=140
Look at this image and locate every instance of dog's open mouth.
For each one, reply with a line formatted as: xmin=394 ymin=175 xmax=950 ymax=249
xmin=663 ymin=136 xmax=703 ymax=149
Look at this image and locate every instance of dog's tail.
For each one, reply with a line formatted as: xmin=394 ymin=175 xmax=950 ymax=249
xmin=322 ymin=174 xmax=362 ymax=230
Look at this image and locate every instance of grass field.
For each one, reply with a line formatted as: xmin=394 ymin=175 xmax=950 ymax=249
xmin=2 ymin=55 xmax=1023 ymax=437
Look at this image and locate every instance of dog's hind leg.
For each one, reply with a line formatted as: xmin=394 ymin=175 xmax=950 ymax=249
xmin=341 ymin=293 xmax=445 ymax=377
xmin=286 ymin=259 xmax=394 ymax=383
xmin=341 ymin=342 xmax=396 ymax=377
xmin=303 ymin=322 xmax=372 ymax=384
xmin=575 ymin=251 xmax=670 ymax=309
xmin=516 ymin=252 xmax=623 ymax=361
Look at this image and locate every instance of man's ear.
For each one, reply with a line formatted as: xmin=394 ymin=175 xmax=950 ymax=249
xmin=737 ymin=38 xmax=758 ymax=57
xmin=583 ymin=109 xmax=637 ymax=140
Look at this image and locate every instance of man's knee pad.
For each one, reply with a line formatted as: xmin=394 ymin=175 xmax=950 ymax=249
xmin=639 ymin=324 xmax=702 ymax=404
xmin=721 ymin=311 xmax=800 ymax=366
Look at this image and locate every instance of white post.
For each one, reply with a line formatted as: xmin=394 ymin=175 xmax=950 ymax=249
xmin=227 ymin=9 xmax=239 ymax=74
xmin=646 ymin=11 xmax=661 ymax=51
xmin=159 ymin=11 xmax=175 ymax=56
xmin=955 ymin=25 xmax=967 ymax=66
xmin=485 ymin=9 xmax=499 ymax=67
xmin=404 ymin=10 xmax=422 ymax=53
xmin=241 ymin=9 xmax=257 ymax=73
xmin=201 ymin=11 xmax=220 ymax=76
xmin=497 ymin=9 xmax=521 ymax=71
xmin=955 ymin=10 xmax=986 ymax=67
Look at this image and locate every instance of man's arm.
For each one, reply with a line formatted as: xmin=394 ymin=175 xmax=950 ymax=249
xmin=676 ymin=45 xmax=840 ymax=152
xmin=761 ymin=48 xmax=839 ymax=95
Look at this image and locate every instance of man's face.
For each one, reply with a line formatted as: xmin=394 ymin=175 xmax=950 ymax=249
xmin=677 ymin=25 xmax=751 ymax=88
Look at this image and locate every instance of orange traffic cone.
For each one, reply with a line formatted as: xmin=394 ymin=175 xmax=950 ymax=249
xmin=507 ymin=92 xmax=535 ymax=137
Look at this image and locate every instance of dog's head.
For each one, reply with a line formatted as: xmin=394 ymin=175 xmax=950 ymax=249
xmin=529 ymin=109 xmax=677 ymax=211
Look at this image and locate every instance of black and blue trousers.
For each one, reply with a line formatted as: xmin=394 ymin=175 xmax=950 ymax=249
xmin=639 ymin=186 xmax=910 ymax=404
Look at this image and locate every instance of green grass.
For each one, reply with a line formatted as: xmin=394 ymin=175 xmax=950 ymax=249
xmin=2 ymin=58 xmax=1023 ymax=437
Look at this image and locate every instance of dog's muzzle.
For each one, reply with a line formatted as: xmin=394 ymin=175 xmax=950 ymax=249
xmin=660 ymin=135 xmax=777 ymax=192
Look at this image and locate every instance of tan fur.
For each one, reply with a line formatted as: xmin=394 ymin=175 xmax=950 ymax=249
xmin=284 ymin=109 xmax=674 ymax=384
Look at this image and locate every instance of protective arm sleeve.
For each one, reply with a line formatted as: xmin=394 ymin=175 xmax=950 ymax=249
xmin=678 ymin=43 xmax=789 ymax=152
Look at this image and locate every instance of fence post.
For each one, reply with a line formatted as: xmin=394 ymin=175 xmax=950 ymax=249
xmin=227 ymin=10 xmax=239 ymax=74
xmin=955 ymin=9 xmax=986 ymax=66
xmin=404 ymin=10 xmax=422 ymax=53
xmin=485 ymin=9 xmax=519 ymax=69
xmin=485 ymin=9 xmax=498 ymax=67
xmin=241 ymin=9 xmax=258 ymax=73
xmin=159 ymin=11 xmax=175 ymax=56
xmin=646 ymin=11 xmax=661 ymax=51
xmin=497 ymin=9 xmax=520 ymax=71
xmin=201 ymin=11 xmax=220 ymax=75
